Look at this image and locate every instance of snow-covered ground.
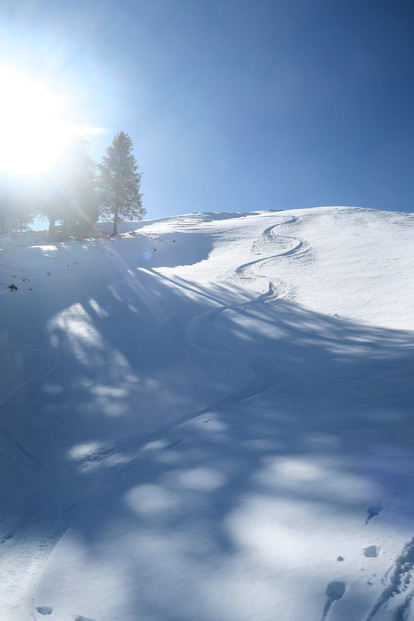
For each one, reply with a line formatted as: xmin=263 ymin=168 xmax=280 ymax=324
xmin=0 ymin=206 xmax=413 ymax=621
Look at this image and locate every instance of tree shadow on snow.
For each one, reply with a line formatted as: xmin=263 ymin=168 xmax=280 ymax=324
xmin=0 ymin=256 xmax=413 ymax=619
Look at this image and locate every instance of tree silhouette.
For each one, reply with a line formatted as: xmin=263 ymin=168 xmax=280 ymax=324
xmin=99 ymin=131 xmax=145 ymax=235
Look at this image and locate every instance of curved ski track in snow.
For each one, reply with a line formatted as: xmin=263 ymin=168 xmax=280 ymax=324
xmin=185 ymin=215 xmax=309 ymax=416
xmin=122 ymin=216 xmax=309 ymax=444
xmin=235 ymin=216 xmax=310 ymax=289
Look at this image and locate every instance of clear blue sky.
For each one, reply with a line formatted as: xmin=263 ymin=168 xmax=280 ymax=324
xmin=1 ymin=0 xmax=414 ymax=218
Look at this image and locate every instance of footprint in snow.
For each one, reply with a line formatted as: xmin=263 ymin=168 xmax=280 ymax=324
xmin=364 ymin=545 xmax=380 ymax=558
xmin=36 ymin=606 xmax=53 ymax=615
xmin=321 ymin=581 xmax=346 ymax=621
xmin=365 ymin=537 xmax=414 ymax=620
xmin=365 ymin=503 xmax=383 ymax=525
xmin=0 ymin=533 xmax=12 ymax=544
xmin=75 ymin=616 xmax=95 ymax=621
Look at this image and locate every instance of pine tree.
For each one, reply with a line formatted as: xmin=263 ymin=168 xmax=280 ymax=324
xmin=99 ymin=132 xmax=145 ymax=235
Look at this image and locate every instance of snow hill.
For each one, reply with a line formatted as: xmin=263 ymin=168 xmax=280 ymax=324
xmin=0 ymin=206 xmax=413 ymax=621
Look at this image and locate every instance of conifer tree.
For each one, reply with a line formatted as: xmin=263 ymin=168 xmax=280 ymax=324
xmin=99 ymin=132 xmax=145 ymax=235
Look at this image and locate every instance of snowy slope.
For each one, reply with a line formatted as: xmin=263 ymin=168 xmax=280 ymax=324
xmin=0 ymin=206 xmax=413 ymax=621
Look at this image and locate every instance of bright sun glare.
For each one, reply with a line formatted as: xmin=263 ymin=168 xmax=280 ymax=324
xmin=0 ymin=65 xmax=91 ymax=177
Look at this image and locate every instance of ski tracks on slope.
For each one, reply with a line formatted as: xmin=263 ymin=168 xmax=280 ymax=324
xmin=0 ymin=338 xmax=61 ymax=468
xmin=185 ymin=215 xmax=310 ymax=416
xmin=234 ymin=216 xmax=311 ymax=294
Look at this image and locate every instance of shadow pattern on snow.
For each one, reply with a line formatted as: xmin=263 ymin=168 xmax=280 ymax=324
xmin=0 ymin=251 xmax=414 ymax=619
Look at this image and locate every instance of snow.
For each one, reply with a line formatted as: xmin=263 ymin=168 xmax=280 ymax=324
xmin=0 ymin=206 xmax=413 ymax=620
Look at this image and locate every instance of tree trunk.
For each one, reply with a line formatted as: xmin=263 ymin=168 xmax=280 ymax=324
xmin=48 ymin=218 xmax=56 ymax=239
xmin=62 ymin=217 xmax=71 ymax=239
xmin=112 ymin=205 xmax=119 ymax=236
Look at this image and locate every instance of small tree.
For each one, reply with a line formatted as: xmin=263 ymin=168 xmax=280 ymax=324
xmin=99 ymin=131 xmax=145 ymax=235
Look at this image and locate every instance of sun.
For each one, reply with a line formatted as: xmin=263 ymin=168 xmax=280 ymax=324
xmin=0 ymin=66 xmax=77 ymax=177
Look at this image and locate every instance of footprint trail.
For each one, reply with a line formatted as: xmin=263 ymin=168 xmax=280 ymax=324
xmin=366 ymin=537 xmax=414 ymax=619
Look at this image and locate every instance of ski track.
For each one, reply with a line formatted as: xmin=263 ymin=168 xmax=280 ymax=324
xmin=0 ymin=341 xmax=79 ymax=618
xmin=0 ymin=340 xmax=61 ymax=468
xmin=0 ymin=473 xmax=109 ymax=621
xmin=235 ymin=217 xmax=310 ymax=287
xmin=185 ymin=215 xmax=307 ymax=417
xmin=113 ymin=215 xmax=307 ymax=447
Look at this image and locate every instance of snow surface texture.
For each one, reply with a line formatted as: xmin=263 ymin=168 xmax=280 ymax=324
xmin=0 ymin=206 xmax=413 ymax=620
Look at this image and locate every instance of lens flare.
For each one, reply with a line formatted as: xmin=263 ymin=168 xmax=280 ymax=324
xmin=0 ymin=65 xmax=100 ymax=177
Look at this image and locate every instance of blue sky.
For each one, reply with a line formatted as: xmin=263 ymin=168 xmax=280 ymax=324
xmin=1 ymin=0 xmax=414 ymax=218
